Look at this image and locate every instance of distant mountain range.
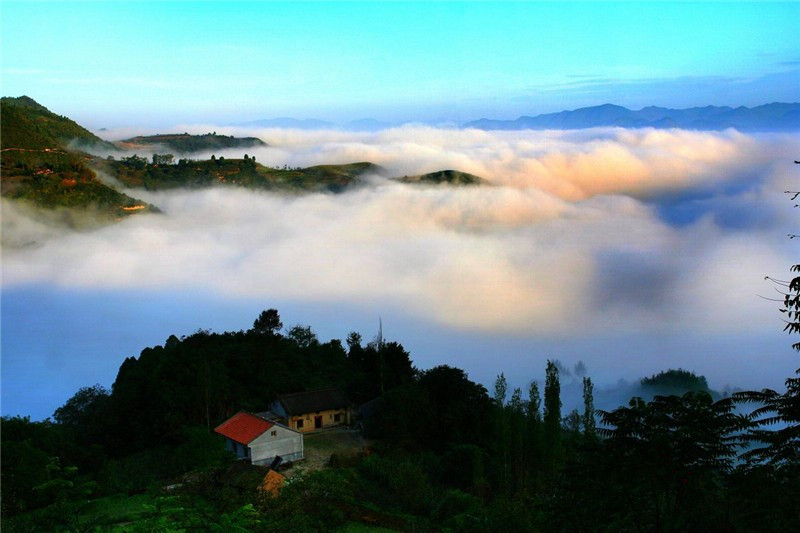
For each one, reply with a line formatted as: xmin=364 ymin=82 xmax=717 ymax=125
xmin=236 ymin=103 xmax=799 ymax=132
xmin=233 ymin=117 xmax=395 ymax=131
xmin=464 ymin=103 xmax=800 ymax=132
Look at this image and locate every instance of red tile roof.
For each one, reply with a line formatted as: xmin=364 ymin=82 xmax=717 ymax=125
xmin=214 ymin=412 xmax=273 ymax=444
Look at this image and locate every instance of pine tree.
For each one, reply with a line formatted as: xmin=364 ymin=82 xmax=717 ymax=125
xmin=583 ymin=376 xmax=596 ymax=440
xmin=543 ymin=360 xmax=563 ymax=479
xmin=493 ymin=373 xmax=511 ymax=493
xmin=526 ymin=381 xmax=543 ymax=491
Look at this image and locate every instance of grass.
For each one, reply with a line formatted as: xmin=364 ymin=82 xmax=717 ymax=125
xmin=336 ymin=522 xmax=399 ymax=532
xmin=79 ymin=493 xmax=155 ymax=524
xmin=2 ymin=493 xmax=156 ymax=532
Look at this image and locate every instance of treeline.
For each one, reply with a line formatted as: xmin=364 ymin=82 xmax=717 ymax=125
xmin=1 ymin=311 xmax=415 ymax=516
xmin=2 ymin=305 xmax=799 ymax=530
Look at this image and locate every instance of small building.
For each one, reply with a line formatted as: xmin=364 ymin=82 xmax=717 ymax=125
xmin=270 ymin=388 xmax=351 ymax=433
xmin=214 ymin=411 xmax=303 ymax=465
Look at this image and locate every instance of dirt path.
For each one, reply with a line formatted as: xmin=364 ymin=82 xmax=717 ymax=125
xmin=284 ymin=427 xmax=368 ymax=478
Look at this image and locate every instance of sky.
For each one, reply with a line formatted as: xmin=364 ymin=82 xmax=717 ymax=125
xmin=2 ymin=1 xmax=800 ymax=420
xmin=2 ymin=1 xmax=799 ymax=127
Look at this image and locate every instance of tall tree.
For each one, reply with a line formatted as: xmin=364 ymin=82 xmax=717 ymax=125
xmin=526 ymin=380 xmax=544 ymax=491
xmin=509 ymin=387 xmax=527 ymax=492
xmin=252 ymin=309 xmax=282 ymax=334
xmin=543 ymin=360 xmax=563 ymax=478
xmin=582 ymin=376 xmax=596 ymax=440
xmin=493 ymin=372 xmax=508 ymax=407
xmin=493 ymin=373 xmax=511 ymax=493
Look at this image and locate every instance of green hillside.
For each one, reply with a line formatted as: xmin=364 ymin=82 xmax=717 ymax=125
xmin=396 ymin=169 xmax=488 ymax=186
xmin=117 ymin=132 xmax=267 ymax=153
xmin=1 ymin=96 xmax=155 ymax=222
xmin=1 ymin=96 xmax=116 ymax=152
xmin=95 ymin=156 xmax=383 ymax=193
xmin=2 ymin=96 xmax=486 ymax=225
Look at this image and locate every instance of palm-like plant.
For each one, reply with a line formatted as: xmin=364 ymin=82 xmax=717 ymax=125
xmin=735 ymin=263 xmax=800 ymax=465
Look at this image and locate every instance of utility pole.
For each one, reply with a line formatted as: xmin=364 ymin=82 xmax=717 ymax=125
xmin=378 ymin=317 xmax=385 ymax=395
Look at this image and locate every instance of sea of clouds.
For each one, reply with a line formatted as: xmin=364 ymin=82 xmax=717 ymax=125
xmin=3 ymin=126 xmax=799 ymax=417
xmin=5 ymin=127 xmax=797 ymax=333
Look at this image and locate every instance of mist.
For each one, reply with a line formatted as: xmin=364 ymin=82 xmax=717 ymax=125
xmin=3 ymin=127 xmax=798 ymax=419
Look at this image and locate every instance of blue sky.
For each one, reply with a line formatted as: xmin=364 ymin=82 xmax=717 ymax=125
xmin=2 ymin=1 xmax=799 ymax=126
xmin=2 ymin=2 xmax=799 ymax=420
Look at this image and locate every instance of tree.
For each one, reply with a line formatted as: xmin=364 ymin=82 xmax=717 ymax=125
xmin=526 ymin=380 xmax=544 ymax=491
xmin=151 ymin=153 xmax=174 ymax=165
xmin=287 ymin=325 xmax=317 ymax=349
xmin=508 ymin=388 xmax=527 ymax=493
xmin=527 ymin=381 xmax=542 ymax=423
xmin=346 ymin=331 xmax=362 ymax=354
xmin=121 ymin=154 xmax=147 ymax=169
xmin=736 ymin=176 xmax=800 ymax=465
xmin=418 ymin=365 xmax=492 ymax=450
xmin=252 ymin=309 xmax=282 ymax=334
xmin=543 ymin=360 xmax=563 ymax=477
xmin=53 ymin=384 xmax=110 ymax=446
xmin=552 ymin=392 xmax=748 ymax=531
xmin=592 ymin=392 xmax=749 ymax=530
xmin=493 ymin=372 xmax=508 ymax=407
xmin=582 ymin=376 xmax=596 ymax=439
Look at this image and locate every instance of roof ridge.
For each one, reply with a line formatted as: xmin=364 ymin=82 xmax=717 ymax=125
xmin=278 ymin=386 xmax=341 ymax=398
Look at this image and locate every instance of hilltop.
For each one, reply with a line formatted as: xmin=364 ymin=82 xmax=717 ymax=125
xmin=2 ymin=97 xmax=490 ymax=224
xmin=116 ymin=132 xmax=267 ymax=153
xmin=396 ymin=169 xmax=488 ymax=186
xmin=94 ymin=156 xmax=384 ymax=194
xmin=4 ymin=306 xmax=792 ymax=531
xmin=1 ymin=97 xmax=156 ymax=224
xmin=1 ymin=96 xmax=117 ymax=152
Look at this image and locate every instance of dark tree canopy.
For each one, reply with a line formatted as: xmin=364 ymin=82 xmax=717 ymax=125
xmin=252 ymin=308 xmax=282 ymax=334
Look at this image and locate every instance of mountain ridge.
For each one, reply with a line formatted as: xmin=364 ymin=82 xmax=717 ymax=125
xmin=116 ymin=132 xmax=267 ymax=153
xmin=464 ymin=102 xmax=800 ymax=132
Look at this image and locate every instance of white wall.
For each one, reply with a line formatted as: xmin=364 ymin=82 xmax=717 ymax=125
xmin=248 ymin=424 xmax=304 ymax=465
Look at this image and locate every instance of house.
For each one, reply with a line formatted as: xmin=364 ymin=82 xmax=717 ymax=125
xmin=214 ymin=411 xmax=303 ymax=465
xmin=270 ymin=388 xmax=351 ymax=433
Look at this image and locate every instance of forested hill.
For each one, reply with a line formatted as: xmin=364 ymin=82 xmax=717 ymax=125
xmin=396 ymin=169 xmax=488 ymax=186
xmin=1 ymin=96 xmax=156 ymax=224
xmin=2 ymin=96 xmax=490 ymax=226
xmin=117 ymin=132 xmax=267 ymax=153
xmin=1 ymin=96 xmax=116 ymax=152
xmin=2 ymin=308 xmax=798 ymax=531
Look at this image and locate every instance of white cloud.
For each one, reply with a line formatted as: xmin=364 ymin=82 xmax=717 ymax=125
xmin=3 ymin=128 xmax=798 ymax=338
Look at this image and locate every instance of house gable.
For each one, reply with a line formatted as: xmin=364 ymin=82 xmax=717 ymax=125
xmin=248 ymin=422 xmax=304 ymax=464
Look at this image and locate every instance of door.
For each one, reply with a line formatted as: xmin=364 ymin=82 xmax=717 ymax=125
xmin=314 ymin=415 xmax=323 ymax=429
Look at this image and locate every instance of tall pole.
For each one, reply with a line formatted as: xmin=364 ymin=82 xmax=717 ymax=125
xmin=378 ymin=317 xmax=385 ymax=395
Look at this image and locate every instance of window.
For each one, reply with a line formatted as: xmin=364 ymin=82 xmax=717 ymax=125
xmin=271 ymin=430 xmax=277 ymax=437
xmin=334 ymin=413 xmax=341 ymax=423
xmin=296 ymin=419 xmax=304 ymax=429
